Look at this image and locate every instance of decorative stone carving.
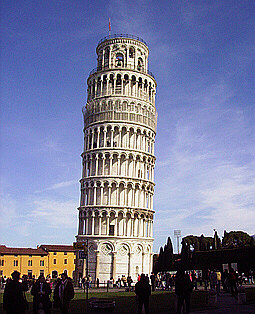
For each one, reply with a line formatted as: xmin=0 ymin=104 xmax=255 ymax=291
xmin=118 ymin=244 xmax=129 ymax=256
xmin=101 ymin=243 xmax=113 ymax=256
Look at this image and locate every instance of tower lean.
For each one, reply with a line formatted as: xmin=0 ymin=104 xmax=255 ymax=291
xmin=75 ymin=34 xmax=157 ymax=282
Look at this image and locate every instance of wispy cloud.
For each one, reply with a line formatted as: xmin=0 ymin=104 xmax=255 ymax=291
xmin=154 ymin=98 xmax=255 ymax=248
xmin=35 ymin=180 xmax=77 ymax=193
xmin=31 ymin=199 xmax=77 ymax=228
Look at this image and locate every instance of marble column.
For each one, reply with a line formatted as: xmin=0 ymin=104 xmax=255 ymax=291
xmin=95 ymin=251 xmax=100 ymax=280
xmin=112 ymin=251 xmax=117 ymax=281
xmin=128 ymin=252 xmax=134 ymax=276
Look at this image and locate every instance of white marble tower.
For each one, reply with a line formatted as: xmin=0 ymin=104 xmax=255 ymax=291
xmin=75 ymin=34 xmax=157 ymax=283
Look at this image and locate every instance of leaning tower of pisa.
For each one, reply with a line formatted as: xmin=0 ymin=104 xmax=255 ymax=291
xmin=75 ymin=34 xmax=157 ymax=283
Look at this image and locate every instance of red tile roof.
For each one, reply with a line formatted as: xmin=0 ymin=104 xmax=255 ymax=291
xmin=0 ymin=245 xmax=47 ymax=256
xmin=40 ymin=244 xmax=74 ymax=252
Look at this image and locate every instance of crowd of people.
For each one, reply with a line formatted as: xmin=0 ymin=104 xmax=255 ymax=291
xmin=3 ymin=271 xmax=74 ymax=314
xmin=2 ymin=268 xmax=254 ymax=313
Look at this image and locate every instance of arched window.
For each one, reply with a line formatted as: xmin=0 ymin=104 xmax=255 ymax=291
xmin=137 ymin=58 xmax=144 ymax=71
xmin=129 ymin=47 xmax=134 ymax=58
xmin=104 ymin=47 xmax=110 ymax=68
xmin=116 ymin=53 xmax=124 ymax=67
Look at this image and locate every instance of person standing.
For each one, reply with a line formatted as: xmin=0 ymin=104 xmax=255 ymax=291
xmin=150 ymin=273 xmax=155 ymax=292
xmin=135 ymin=273 xmax=151 ymax=314
xmin=191 ymin=271 xmax=197 ymax=290
xmin=3 ymin=271 xmax=28 ymax=314
xmin=216 ymin=270 xmax=221 ymax=295
xmin=209 ymin=270 xmax=217 ymax=290
xmin=31 ymin=275 xmax=52 ymax=314
xmin=53 ymin=273 xmax=74 ymax=314
xmin=229 ymin=268 xmax=238 ymax=297
xmin=175 ymin=269 xmax=193 ymax=314
xmin=127 ymin=276 xmax=133 ymax=291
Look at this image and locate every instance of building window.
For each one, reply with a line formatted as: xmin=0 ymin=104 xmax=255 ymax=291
xmin=74 ymin=259 xmax=76 ymax=264
xmin=0 ymin=260 xmax=4 ymax=266
xmin=0 ymin=270 xmax=3 ymax=276
xmin=52 ymin=270 xmax=58 ymax=278
xmin=53 ymin=259 xmax=56 ymax=264
xmin=28 ymin=260 xmax=32 ymax=266
xmin=40 ymin=260 xmax=44 ymax=266
xmin=53 ymin=252 xmax=57 ymax=255
xmin=13 ymin=260 xmax=18 ymax=267
xmin=64 ymin=252 xmax=67 ymax=255
xmin=40 ymin=270 xmax=44 ymax=276
xmin=64 ymin=259 xmax=67 ymax=264
xmin=116 ymin=53 xmax=124 ymax=67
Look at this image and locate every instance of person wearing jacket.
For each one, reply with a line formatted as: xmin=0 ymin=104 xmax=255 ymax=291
xmin=3 ymin=271 xmax=28 ymax=314
xmin=53 ymin=273 xmax=74 ymax=314
xmin=135 ymin=273 xmax=151 ymax=314
xmin=31 ymin=275 xmax=52 ymax=314
xmin=175 ymin=269 xmax=193 ymax=314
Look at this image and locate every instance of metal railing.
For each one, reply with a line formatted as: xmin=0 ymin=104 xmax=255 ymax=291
xmin=98 ymin=34 xmax=147 ymax=46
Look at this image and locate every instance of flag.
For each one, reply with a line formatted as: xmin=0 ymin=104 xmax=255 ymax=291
xmin=109 ymin=18 xmax=111 ymax=32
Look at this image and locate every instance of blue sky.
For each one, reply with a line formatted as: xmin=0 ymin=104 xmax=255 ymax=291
xmin=1 ymin=1 xmax=254 ymax=253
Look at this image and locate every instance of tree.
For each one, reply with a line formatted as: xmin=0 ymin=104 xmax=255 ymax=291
xmin=222 ymin=231 xmax=254 ymax=248
xmin=163 ymin=237 xmax=174 ymax=270
xmin=158 ymin=246 xmax=164 ymax=272
xmin=181 ymin=239 xmax=191 ymax=268
xmin=212 ymin=231 xmax=222 ymax=250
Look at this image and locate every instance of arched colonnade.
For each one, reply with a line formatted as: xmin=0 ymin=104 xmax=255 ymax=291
xmin=82 ymin=152 xmax=155 ymax=181
xmin=78 ymin=209 xmax=154 ymax=238
xmin=83 ymin=124 xmax=155 ymax=154
xmin=80 ymin=180 xmax=154 ymax=210
xmin=87 ymin=72 xmax=156 ymax=104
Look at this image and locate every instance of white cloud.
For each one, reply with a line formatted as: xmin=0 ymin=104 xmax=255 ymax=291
xmin=154 ymin=100 xmax=255 ymax=251
xmin=35 ymin=180 xmax=77 ymax=193
xmin=0 ymin=194 xmax=18 ymax=226
xmin=31 ymin=199 xmax=77 ymax=228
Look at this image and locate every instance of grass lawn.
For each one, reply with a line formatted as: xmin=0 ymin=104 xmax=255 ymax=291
xmin=0 ymin=290 xmax=209 ymax=313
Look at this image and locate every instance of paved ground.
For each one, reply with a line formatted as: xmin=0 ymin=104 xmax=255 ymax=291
xmin=191 ymin=292 xmax=255 ymax=314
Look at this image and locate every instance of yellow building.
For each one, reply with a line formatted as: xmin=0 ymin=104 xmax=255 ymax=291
xmin=39 ymin=245 xmax=76 ymax=279
xmin=0 ymin=244 xmax=75 ymax=279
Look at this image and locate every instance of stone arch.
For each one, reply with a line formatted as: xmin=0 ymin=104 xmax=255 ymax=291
xmin=126 ymin=212 xmax=132 ymax=236
xmin=100 ymin=241 xmax=114 ymax=255
xmin=137 ymin=57 xmax=144 ymax=71
xmin=119 ymin=182 xmax=125 ymax=206
xmin=117 ymin=211 xmax=124 ymax=236
xmin=101 ymin=211 xmax=107 ymax=235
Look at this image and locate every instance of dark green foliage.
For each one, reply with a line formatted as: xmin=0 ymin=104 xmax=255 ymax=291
xmin=212 ymin=231 xmax=222 ymax=250
xmin=180 ymin=239 xmax=191 ymax=268
xmin=156 ymin=237 xmax=174 ymax=272
xmin=163 ymin=237 xmax=174 ymax=271
xmin=222 ymin=231 xmax=254 ymax=248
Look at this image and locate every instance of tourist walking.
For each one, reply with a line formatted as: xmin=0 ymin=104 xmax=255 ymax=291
xmin=3 ymin=271 xmax=28 ymax=314
xmin=31 ymin=275 xmax=52 ymax=314
xmin=175 ymin=269 xmax=193 ymax=314
xmin=135 ymin=273 xmax=151 ymax=314
xmin=53 ymin=273 xmax=74 ymax=314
